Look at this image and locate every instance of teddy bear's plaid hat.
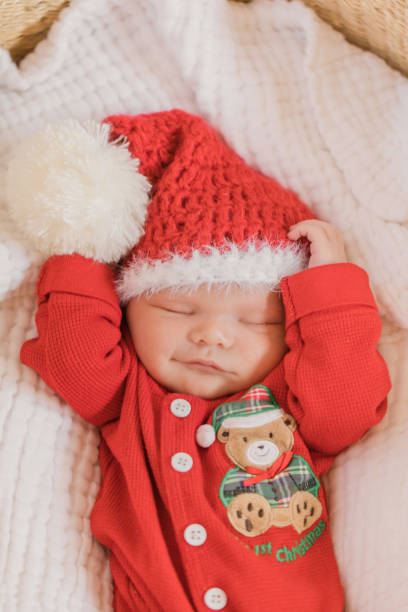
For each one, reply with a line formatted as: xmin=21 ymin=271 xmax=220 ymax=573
xmin=212 ymin=385 xmax=283 ymax=433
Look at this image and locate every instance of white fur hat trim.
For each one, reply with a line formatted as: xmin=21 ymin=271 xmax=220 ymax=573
xmin=116 ymin=241 xmax=307 ymax=303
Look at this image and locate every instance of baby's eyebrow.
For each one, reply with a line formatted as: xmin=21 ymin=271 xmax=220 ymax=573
xmin=149 ymin=295 xmax=194 ymax=309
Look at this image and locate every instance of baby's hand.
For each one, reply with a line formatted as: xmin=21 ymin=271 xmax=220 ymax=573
xmin=287 ymin=220 xmax=347 ymax=269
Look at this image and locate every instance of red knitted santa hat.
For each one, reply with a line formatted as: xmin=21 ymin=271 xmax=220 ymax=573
xmin=104 ymin=110 xmax=315 ymax=302
xmin=6 ymin=109 xmax=316 ymax=302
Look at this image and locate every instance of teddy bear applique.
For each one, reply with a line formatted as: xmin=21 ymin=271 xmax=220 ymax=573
xmin=205 ymin=385 xmax=323 ymax=538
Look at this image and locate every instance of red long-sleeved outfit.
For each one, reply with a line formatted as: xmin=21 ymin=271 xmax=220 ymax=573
xmin=21 ymin=256 xmax=390 ymax=612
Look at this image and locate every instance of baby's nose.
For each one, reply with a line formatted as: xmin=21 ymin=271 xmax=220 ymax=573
xmin=189 ymin=319 xmax=233 ymax=348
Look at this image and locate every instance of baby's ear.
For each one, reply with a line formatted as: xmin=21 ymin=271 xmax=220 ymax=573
xmin=217 ymin=426 xmax=230 ymax=443
xmin=282 ymin=413 xmax=297 ymax=432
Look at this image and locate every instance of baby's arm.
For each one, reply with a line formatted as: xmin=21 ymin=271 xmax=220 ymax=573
xmin=21 ymin=254 xmax=132 ymax=427
xmin=281 ymin=220 xmax=391 ymax=455
xmin=5 ymin=120 xmax=150 ymax=426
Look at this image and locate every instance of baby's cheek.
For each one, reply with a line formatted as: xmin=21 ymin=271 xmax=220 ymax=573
xmin=245 ymin=328 xmax=281 ymax=360
xmin=268 ymin=326 xmax=287 ymax=356
xmin=248 ymin=328 xmax=285 ymax=364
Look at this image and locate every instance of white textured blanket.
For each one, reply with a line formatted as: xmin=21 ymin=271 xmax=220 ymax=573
xmin=1 ymin=1 xmax=407 ymax=610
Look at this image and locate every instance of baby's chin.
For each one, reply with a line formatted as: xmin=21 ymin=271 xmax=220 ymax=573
xmin=162 ymin=370 xmax=245 ymax=400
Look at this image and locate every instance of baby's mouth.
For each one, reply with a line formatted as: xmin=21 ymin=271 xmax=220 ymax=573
xmin=184 ymin=359 xmax=224 ymax=372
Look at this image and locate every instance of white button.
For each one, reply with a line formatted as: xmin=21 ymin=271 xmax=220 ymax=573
xmin=170 ymin=398 xmax=191 ymax=418
xmin=196 ymin=424 xmax=216 ymax=448
xmin=171 ymin=452 xmax=193 ymax=472
xmin=204 ymin=588 xmax=227 ymax=610
xmin=184 ymin=523 xmax=207 ymax=546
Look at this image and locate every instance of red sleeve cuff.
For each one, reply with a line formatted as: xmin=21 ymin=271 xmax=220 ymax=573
xmin=37 ymin=254 xmax=119 ymax=306
xmin=280 ymin=263 xmax=378 ymax=327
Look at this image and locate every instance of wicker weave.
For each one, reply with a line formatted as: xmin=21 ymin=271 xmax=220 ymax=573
xmin=0 ymin=0 xmax=69 ymax=64
xmin=1 ymin=0 xmax=408 ymax=76
xmin=302 ymin=0 xmax=408 ymax=76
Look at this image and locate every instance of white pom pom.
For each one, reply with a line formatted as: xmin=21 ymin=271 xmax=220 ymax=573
xmin=6 ymin=120 xmax=151 ymax=263
xmin=196 ymin=424 xmax=216 ymax=448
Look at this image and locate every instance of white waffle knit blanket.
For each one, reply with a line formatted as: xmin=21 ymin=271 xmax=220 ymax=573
xmin=1 ymin=1 xmax=408 ymax=610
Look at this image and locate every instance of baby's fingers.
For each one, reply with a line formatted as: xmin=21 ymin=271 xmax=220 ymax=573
xmin=288 ymin=220 xmax=333 ymax=242
xmin=287 ymin=220 xmax=347 ymax=268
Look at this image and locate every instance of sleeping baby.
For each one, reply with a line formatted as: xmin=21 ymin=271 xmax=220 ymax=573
xmin=7 ymin=110 xmax=391 ymax=611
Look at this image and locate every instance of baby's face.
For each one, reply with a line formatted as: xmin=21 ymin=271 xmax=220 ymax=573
xmin=126 ymin=285 xmax=287 ymax=399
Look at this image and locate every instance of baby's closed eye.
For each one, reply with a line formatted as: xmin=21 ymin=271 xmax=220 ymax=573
xmin=239 ymin=318 xmax=282 ymax=326
xmin=157 ymin=305 xmax=194 ymax=315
